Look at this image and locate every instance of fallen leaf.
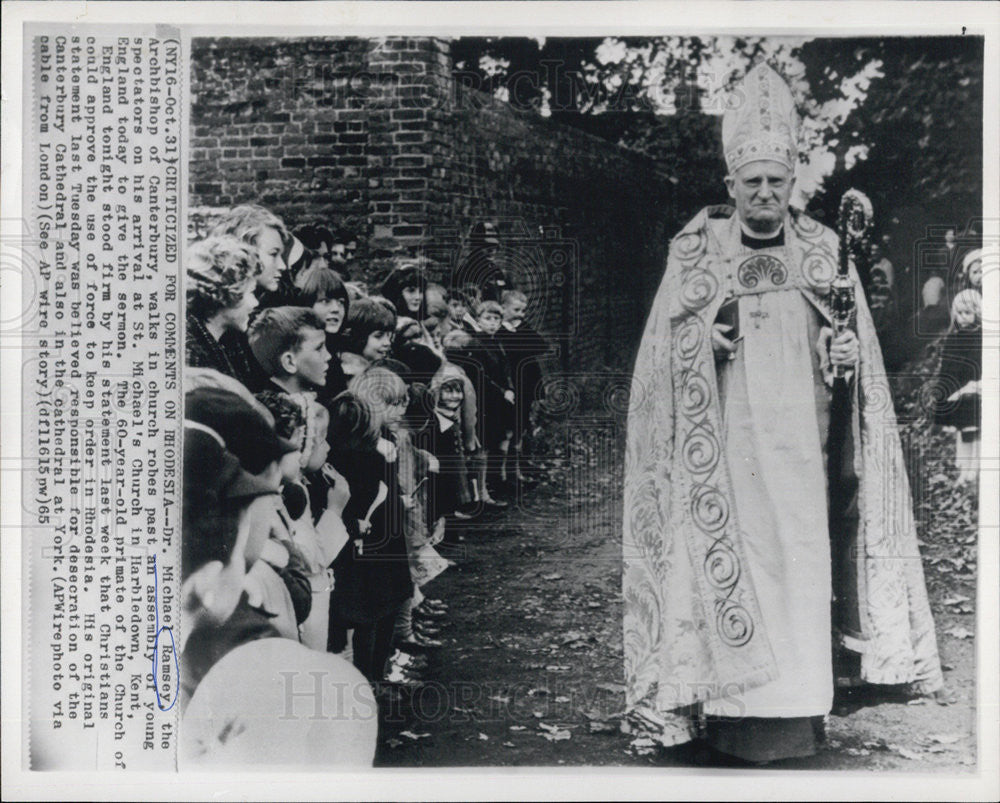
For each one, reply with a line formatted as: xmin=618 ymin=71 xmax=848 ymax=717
xmin=539 ymin=728 xmax=572 ymax=742
xmin=399 ymin=730 xmax=431 ymax=740
xmin=488 ymin=694 xmax=511 ymax=704
xmin=386 ymin=738 xmax=403 ymax=749
xmin=941 ymin=595 xmax=971 ymax=606
xmin=545 ymin=665 xmax=571 ymax=672
xmin=630 ymin=736 xmax=657 ymax=756
xmin=928 ymin=733 xmax=964 ymax=745
xmin=895 ymin=747 xmax=924 ymax=761
xmin=533 ymin=710 xmax=545 ymax=719
xmin=503 ymin=741 xmax=515 ymax=748
xmin=589 ymin=720 xmax=618 ymax=734
xmin=478 ymin=732 xmax=489 ymax=741
xmin=845 ymin=747 xmax=871 ymax=757
xmin=555 ymin=695 xmax=570 ymax=703
xmin=509 ymin=725 xmax=527 ymax=731
xmin=542 ymin=573 xmax=563 ymax=581
xmin=946 ymin=626 xmax=974 ymax=640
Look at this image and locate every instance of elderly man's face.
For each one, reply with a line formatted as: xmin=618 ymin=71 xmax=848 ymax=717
xmin=725 ymin=160 xmax=795 ymax=234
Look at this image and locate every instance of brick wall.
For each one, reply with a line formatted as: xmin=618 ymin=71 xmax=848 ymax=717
xmin=190 ymin=36 xmax=679 ymax=402
xmin=190 ymin=37 xmax=374 ymax=234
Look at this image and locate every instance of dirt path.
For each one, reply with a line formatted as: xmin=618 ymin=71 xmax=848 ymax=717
xmin=375 ymin=392 xmax=978 ymax=770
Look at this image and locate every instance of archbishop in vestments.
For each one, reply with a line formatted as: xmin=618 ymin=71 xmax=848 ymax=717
xmin=622 ymin=63 xmax=942 ymax=763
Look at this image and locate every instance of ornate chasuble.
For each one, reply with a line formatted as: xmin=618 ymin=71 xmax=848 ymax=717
xmin=623 ymin=206 xmax=943 ymax=746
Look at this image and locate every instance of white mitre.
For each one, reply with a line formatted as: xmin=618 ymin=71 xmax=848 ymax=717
xmin=722 ymin=63 xmax=799 ymax=173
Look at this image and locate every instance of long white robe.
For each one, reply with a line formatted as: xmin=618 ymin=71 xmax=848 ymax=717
xmin=704 ymin=288 xmax=832 ymax=718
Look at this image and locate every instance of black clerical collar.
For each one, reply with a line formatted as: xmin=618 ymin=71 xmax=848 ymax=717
xmin=741 ymin=226 xmax=785 ymax=250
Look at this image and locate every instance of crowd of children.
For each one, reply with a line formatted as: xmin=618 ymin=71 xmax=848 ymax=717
xmin=181 ymin=205 xmax=550 ymax=763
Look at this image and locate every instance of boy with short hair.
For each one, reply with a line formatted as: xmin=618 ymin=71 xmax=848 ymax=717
xmin=497 ymin=290 xmax=549 ymax=486
xmin=467 ymin=300 xmax=515 ymax=505
xmin=456 ymin=285 xmax=484 ymax=335
xmin=248 ymin=307 xmax=331 ymax=395
xmin=446 ymin=287 xmax=470 ymax=329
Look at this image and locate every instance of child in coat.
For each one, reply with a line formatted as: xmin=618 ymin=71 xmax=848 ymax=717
xmin=932 ymin=289 xmax=982 ymax=483
xmin=325 ymin=389 xmax=412 ymax=682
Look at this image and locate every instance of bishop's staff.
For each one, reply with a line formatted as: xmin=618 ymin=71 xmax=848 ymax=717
xmin=827 ymin=188 xmax=872 ymax=665
xmin=832 ymin=189 xmax=873 ymax=378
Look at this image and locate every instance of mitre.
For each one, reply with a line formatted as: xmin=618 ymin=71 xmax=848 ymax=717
xmin=722 ymin=63 xmax=799 ymax=173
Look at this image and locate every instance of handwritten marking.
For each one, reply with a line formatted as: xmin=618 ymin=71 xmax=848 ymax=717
xmin=151 ymin=554 xmax=179 ymax=711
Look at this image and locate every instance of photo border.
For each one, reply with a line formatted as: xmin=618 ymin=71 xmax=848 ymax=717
xmin=2 ymin=2 xmax=998 ymax=800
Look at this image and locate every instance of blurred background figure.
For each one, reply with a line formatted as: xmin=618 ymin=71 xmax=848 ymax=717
xmin=908 ymin=275 xmax=951 ymax=359
xmin=454 ymin=221 xmax=510 ymax=303
xmin=870 ymin=242 xmax=894 ymax=290
xmin=866 ymin=268 xmax=904 ymax=371
xmin=959 ymin=248 xmax=982 ymax=292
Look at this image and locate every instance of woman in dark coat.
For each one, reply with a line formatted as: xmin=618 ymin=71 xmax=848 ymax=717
xmin=185 ymin=235 xmax=262 ymax=379
xmin=209 ymin=205 xmax=293 ymax=391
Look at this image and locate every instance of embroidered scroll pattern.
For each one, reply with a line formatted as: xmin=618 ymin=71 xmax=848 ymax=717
xmin=674 ymin=272 xmax=759 ymax=651
xmin=737 ymin=253 xmax=788 ymax=290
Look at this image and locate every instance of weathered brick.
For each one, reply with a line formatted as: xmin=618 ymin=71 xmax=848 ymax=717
xmin=393 ymin=132 xmax=427 ymax=144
